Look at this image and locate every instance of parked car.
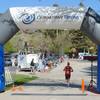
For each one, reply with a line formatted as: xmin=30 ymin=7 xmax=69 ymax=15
xmin=83 ymin=55 xmax=97 ymax=61
xmin=78 ymin=52 xmax=90 ymax=60
xmin=78 ymin=52 xmax=97 ymax=61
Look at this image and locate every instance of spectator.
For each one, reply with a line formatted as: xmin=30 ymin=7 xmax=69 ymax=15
xmin=30 ymin=59 xmax=35 ymax=73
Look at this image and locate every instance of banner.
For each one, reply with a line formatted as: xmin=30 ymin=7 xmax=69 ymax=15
xmin=10 ymin=7 xmax=85 ymax=32
xmin=80 ymin=7 xmax=100 ymax=45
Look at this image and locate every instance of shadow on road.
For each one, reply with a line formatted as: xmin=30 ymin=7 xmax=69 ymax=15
xmin=81 ymin=65 xmax=97 ymax=79
xmin=11 ymin=93 xmax=87 ymax=96
xmin=24 ymin=81 xmax=81 ymax=89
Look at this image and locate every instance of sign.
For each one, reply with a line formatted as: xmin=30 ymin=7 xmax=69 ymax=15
xmin=10 ymin=7 xmax=86 ymax=32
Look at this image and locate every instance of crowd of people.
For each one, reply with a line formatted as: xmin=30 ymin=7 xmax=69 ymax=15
xmin=10 ymin=51 xmax=74 ymax=87
xmin=30 ymin=51 xmax=66 ymax=73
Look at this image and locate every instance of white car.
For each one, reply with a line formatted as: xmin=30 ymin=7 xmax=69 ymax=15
xmin=78 ymin=52 xmax=90 ymax=60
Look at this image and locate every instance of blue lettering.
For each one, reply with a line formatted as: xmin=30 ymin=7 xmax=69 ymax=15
xmin=64 ymin=15 xmax=79 ymax=20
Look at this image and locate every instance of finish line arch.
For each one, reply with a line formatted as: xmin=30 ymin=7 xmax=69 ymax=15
xmin=0 ymin=6 xmax=100 ymax=92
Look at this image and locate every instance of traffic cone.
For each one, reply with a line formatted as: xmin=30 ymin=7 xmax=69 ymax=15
xmin=11 ymin=84 xmax=16 ymax=92
xmin=81 ymin=79 xmax=85 ymax=93
xmin=18 ymin=86 xmax=24 ymax=91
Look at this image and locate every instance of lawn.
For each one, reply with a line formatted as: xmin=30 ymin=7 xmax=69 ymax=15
xmin=6 ymin=74 xmax=38 ymax=90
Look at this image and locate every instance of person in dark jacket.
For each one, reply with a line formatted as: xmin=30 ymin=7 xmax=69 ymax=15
xmin=30 ymin=59 xmax=35 ymax=73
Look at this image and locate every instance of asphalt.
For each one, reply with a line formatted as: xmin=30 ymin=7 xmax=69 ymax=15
xmin=0 ymin=59 xmax=100 ymax=100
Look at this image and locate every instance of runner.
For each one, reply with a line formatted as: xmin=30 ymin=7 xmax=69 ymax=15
xmin=63 ymin=62 xmax=73 ymax=86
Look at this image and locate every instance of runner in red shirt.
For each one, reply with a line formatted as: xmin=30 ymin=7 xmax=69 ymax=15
xmin=63 ymin=62 xmax=73 ymax=86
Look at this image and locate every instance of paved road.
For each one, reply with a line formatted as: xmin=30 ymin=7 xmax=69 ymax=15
xmin=1 ymin=59 xmax=100 ymax=100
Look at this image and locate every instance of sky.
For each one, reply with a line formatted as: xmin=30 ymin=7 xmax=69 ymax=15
xmin=0 ymin=0 xmax=100 ymax=13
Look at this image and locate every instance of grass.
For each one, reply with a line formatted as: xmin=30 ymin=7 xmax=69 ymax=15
xmin=6 ymin=74 xmax=38 ymax=90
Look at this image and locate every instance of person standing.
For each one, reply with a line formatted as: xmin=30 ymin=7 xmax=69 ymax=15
xmin=11 ymin=56 xmax=16 ymax=67
xmin=30 ymin=59 xmax=35 ymax=73
xmin=63 ymin=62 xmax=73 ymax=86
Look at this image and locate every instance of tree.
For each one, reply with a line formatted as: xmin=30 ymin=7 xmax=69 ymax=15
xmin=41 ymin=29 xmax=71 ymax=54
xmin=4 ymin=41 xmax=17 ymax=53
xmin=69 ymin=29 xmax=96 ymax=54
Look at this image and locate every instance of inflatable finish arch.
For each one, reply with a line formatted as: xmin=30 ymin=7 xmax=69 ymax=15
xmin=0 ymin=7 xmax=99 ymax=92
